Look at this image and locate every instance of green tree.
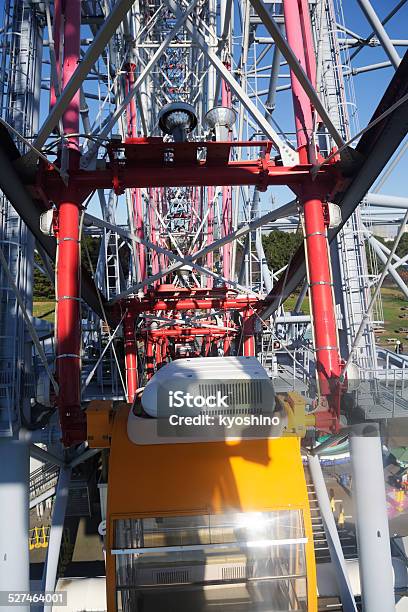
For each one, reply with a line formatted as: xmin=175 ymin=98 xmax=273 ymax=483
xmin=262 ymin=230 xmax=303 ymax=274
xmin=396 ymin=233 xmax=408 ymax=258
xmin=33 ymin=252 xmax=54 ymax=300
xmin=33 ymin=235 xmax=101 ymax=301
xmin=365 ymin=233 xmax=408 ymax=277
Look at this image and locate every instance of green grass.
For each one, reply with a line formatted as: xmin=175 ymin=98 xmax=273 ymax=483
xmin=282 ymin=294 xmax=310 ymax=314
xmin=283 ymin=288 xmax=408 ymax=347
xmin=33 ymin=301 xmax=55 ymax=323
xmin=31 ymin=287 xmax=407 ymax=344
xmin=376 ymin=286 xmax=408 ymax=346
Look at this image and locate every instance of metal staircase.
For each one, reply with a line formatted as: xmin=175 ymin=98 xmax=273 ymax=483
xmin=305 ymin=468 xmax=358 ymax=611
xmin=105 ymin=230 xmax=122 ymax=300
xmin=305 ymin=472 xmax=358 ymax=563
xmin=336 ymin=215 xmax=378 ymax=370
xmin=30 ymin=462 xmax=59 ymax=509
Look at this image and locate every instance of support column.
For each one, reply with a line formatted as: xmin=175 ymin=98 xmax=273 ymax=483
xmin=146 ymin=335 xmax=155 ymax=379
xmin=60 ymin=0 xmax=81 ymax=157
xmin=242 ymin=308 xmax=255 ymax=356
xmin=0 ymin=438 xmax=30 ymax=612
xmin=56 ymin=0 xmax=85 ymax=446
xmin=124 ymin=312 xmax=138 ymax=403
xmin=204 ymin=335 xmax=212 ymax=356
xmin=221 ymin=67 xmax=232 ymax=281
xmin=308 ymin=454 xmax=357 ymax=612
xmin=350 ymin=423 xmax=395 ymax=612
xmin=302 ymin=187 xmax=341 ymax=398
xmin=56 ymin=192 xmax=84 ymax=444
xmin=223 ymin=316 xmax=232 ymax=356
xmin=206 ymin=186 xmax=214 ymax=288
xmin=162 ymin=337 xmax=169 ymax=364
xmin=125 ymin=63 xmax=146 ymax=283
xmin=43 ymin=467 xmax=71 ymax=612
xmin=156 ymin=338 xmax=163 ymax=370
xmin=356 ymin=0 xmax=401 ymax=69
xmin=283 ymin=0 xmax=315 ymax=162
xmin=148 ymin=191 xmax=160 ymax=287
xmin=50 ymin=0 xmax=61 ymax=110
xmin=283 ymin=0 xmax=341 ymax=420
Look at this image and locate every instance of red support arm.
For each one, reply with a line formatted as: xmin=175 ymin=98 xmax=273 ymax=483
xmin=125 ymin=64 xmax=146 ymax=283
xmin=55 ymin=0 xmax=86 ymax=445
xmin=221 ymin=65 xmax=233 ymax=281
xmin=145 ymin=336 xmax=155 ymax=380
xmin=206 ymin=186 xmax=215 ymax=289
xmin=50 ymin=0 xmax=62 ymax=111
xmin=284 ymin=0 xmax=342 ymax=429
xmin=242 ymin=308 xmax=256 ymax=357
xmin=124 ymin=311 xmax=138 ymax=403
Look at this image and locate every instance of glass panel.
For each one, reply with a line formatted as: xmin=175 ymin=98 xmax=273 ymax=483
xmin=114 ymin=510 xmax=307 ymax=611
xmin=114 ymin=510 xmax=305 ymax=549
xmin=117 ymin=578 xmax=308 ymax=612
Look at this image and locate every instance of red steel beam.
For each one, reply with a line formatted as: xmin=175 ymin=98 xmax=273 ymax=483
xmin=37 ymin=151 xmax=337 ymax=200
xmin=55 ymin=0 xmax=86 ymax=445
xmin=242 ymin=307 xmax=256 ymax=357
xmin=283 ymin=0 xmax=315 ymax=162
xmin=221 ymin=65 xmax=233 ymax=280
xmin=125 ymin=64 xmax=146 ymax=283
xmin=206 ymin=185 xmax=215 ymax=289
xmin=124 ymin=311 xmax=138 ymax=403
xmin=146 ymin=328 xmax=232 ymax=338
xmin=145 ymin=337 xmax=155 ymax=380
xmin=302 ymin=185 xmax=341 ymax=392
xmin=284 ymin=0 xmax=341 ymax=429
xmin=50 ymin=0 xmax=62 ymax=111
xmin=126 ymin=296 xmax=261 ymax=314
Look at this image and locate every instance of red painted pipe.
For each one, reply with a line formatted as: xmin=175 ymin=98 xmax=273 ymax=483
xmin=128 ymin=296 xmax=260 ymax=313
xmin=147 ymin=328 xmax=229 ymax=338
xmin=149 ymin=189 xmax=160 ymax=287
xmin=124 ymin=311 xmax=138 ymax=403
xmin=125 ymin=64 xmax=146 ymax=283
xmin=221 ymin=65 xmax=233 ymax=280
xmin=156 ymin=338 xmax=163 ymax=369
xmin=222 ymin=186 xmax=232 ymax=279
xmin=206 ymin=186 xmax=214 ymax=289
xmin=242 ymin=308 xmax=256 ymax=356
xmin=146 ymin=337 xmax=154 ymax=380
xmin=50 ymin=0 xmax=62 ymax=110
xmin=302 ymin=186 xmax=341 ymax=395
xmin=60 ymin=0 xmax=80 ymax=156
xmin=125 ymin=63 xmax=137 ymax=138
xmin=56 ymin=0 xmax=85 ymax=445
xmin=284 ymin=0 xmax=341 ymax=420
xmin=204 ymin=336 xmax=212 ymax=356
xmin=162 ymin=337 xmax=169 ymax=363
xmin=56 ymin=196 xmax=83 ymax=443
xmin=223 ymin=313 xmax=233 ymax=355
xmin=283 ymin=0 xmax=315 ymax=162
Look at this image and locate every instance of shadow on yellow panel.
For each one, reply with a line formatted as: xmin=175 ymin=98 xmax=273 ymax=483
xmin=101 ymin=405 xmax=317 ymax=612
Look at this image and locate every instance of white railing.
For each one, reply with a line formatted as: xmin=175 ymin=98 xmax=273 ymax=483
xmin=356 ymin=367 xmax=408 ymax=418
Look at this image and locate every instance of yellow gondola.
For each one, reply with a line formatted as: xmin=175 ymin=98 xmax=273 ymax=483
xmin=88 ymin=397 xmax=317 ymax=612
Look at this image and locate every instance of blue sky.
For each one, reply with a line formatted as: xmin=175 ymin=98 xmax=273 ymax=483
xmin=0 ymin=0 xmax=407 ymax=212
xmin=340 ymin=1 xmax=408 ymax=196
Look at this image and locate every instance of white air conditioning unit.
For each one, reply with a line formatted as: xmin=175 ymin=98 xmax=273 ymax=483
xmin=128 ymin=357 xmax=286 ymax=444
xmin=141 ymin=356 xmax=275 ymax=417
